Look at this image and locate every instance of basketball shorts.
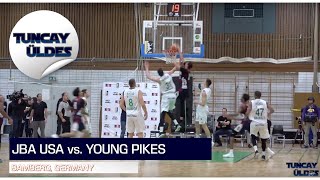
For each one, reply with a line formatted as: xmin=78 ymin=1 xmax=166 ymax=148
xmin=250 ymin=121 xmax=270 ymax=139
xmin=72 ymin=116 xmax=85 ymax=132
xmin=161 ymin=93 xmax=177 ymax=112
xmin=195 ymin=105 xmax=209 ymax=125
xmin=126 ymin=114 xmax=145 ymax=133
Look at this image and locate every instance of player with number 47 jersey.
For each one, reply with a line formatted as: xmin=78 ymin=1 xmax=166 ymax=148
xmin=246 ymin=91 xmax=275 ymax=160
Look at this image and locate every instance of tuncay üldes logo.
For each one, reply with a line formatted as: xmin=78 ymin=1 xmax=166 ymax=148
xmin=9 ymin=10 xmax=79 ymax=80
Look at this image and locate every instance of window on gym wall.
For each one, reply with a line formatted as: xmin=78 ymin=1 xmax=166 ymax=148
xmin=224 ymin=3 xmax=263 ymax=18
xmin=212 ymin=3 xmax=275 ymax=33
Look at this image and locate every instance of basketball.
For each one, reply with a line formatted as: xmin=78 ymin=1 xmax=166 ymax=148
xmin=169 ymin=44 xmax=179 ymax=52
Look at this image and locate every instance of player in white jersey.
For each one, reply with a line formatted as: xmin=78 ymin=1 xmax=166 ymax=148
xmin=195 ymin=79 xmax=212 ymax=139
xmin=144 ymin=61 xmax=181 ymax=137
xmin=120 ymin=79 xmax=148 ymax=138
xmin=246 ymin=91 xmax=275 ymax=160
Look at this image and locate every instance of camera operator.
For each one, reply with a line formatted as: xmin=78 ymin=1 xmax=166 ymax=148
xmin=20 ymin=97 xmax=33 ymax=137
xmin=302 ymin=97 xmax=320 ymax=149
xmin=8 ymin=91 xmax=28 ymax=138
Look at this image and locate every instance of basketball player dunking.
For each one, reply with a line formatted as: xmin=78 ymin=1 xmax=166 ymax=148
xmin=120 ymin=79 xmax=148 ymax=138
xmin=52 ymin=87 xmax=90 ymax=138
xmin=171 ymin=45 xmax=192 ymax=131
xmin=195 ymin=79 xmax=212 ymax=139
xmin=246 ymin=91 xmax=275 ymax=160
xmin=144 ymin=61 xmax=180 ymax=137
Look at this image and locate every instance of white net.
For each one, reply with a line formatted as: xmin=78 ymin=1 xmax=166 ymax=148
xmin=163 ymin=50 xmax=178 ymax=64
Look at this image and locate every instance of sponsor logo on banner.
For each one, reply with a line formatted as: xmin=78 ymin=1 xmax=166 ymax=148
xmin=112 ymin=116 xmax=118 ymax=120
xmin=104 ymin=124 xmax=110 ymax=128
xmin=105 ymin=100 xmax=111 ymax=103
xmin=151 ymin=117 xmax=158 ymax=121
xmin=154 ymin=125 xmax=158 ymax=130
xmin=105 ymin=108 xmax=111 ymax=112
xmin=144 ymin=101 xmax=150 ymax=104
xmin=155 ymin=100 xmax=158 ymax=105
xmin=124 ymin=84 xmax=129 ymax=88
xmin=115 ymin=100 xmax=119 ymax=103
xmin=114 ymin=124 xmax=120 ymax=128
xmin=116 ymin=83 xmax=120 ymax=88
xmin=151 ymin=109 xmax=157 ymax=113
xmin=9 ymin=10 xmax=79 ymax=79
xmin=113 ymin=92 xmax=118 ymax=96
xmin=137 ymin=84 xmax=140 ymax=87
xmin=152 ymin=93 xmax=158 ymax=96
xmin=105 ymin=115 xmax=108 ymax=120
xmin=145 ymin=125 xmax=149 ymax=129
xmin=145 ymin=84 xmax=148 ymax=88
xmin=143 ymin=93 xmax=147 ymax=96
xmin=152 ymin=85 xmax=157 ymax=88
xmin=105 ymin=84 xmax=111 ymax=87
xmin=105 ymin=91 xmax=109 ymax=96
xmin=115 ymin=107 xmax=119 ymax=112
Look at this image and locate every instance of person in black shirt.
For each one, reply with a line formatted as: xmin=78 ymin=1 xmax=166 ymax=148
xmin=120 ymin=91 xmax=127 ymax=138
xmin=19 ymin=97 xmax=33 ymax=137
xmin=30 ymin=93 xmax=48 ymax=138
xmin=213 ymin=108 xmax=232 ymax=147
xmin=10 ymin=96 xmax=28 ymax=138
xmin=56 ymin=97 xmax=63 ymax=135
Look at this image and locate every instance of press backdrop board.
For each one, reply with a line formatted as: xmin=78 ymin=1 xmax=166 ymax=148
xmin=101 ymin=82 xmax=160 ymax=138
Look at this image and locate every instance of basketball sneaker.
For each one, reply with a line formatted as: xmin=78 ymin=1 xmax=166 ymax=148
xmin=261 ymin=155 xmax=266 ymax=161
xmin=223 ymin=151 xmax=234 ymax=158
xmin=175 ymin=125 xmax=181 ymax=132
xmin=51 ymin=134 xmax=59 ymax=138
xmin=267 ymin=148 xmax=275 ymax=159
xmin=254 ymin=150 xmax=259 ymax=158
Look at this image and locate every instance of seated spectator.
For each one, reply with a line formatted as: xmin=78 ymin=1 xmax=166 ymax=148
xmin=213 ymin=108 xmax=232 ymax=147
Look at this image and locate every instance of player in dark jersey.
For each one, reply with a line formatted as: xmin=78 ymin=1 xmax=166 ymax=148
xmin=174 ymin=46 xmax=192 ymax=131
xmin=51 ymin=87 xmax=89 ymax=138
xmin=222 ymin=94 xmax=252 ymax=158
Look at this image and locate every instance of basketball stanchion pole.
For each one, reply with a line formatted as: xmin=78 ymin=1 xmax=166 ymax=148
xmin=184 ymin=99 xmax=187 ymax=135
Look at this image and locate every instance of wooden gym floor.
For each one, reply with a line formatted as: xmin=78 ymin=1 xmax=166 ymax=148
xmin=0 ymin=137 xmax=319 ymax=177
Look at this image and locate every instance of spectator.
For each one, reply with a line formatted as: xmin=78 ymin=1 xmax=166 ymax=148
xmin=213 ymin=108 xmax=233 ymax=147
xmin=30 ymin=93 xmax=48 ymax=138
xmin=301 ymin=97 xmax=320 ymax=149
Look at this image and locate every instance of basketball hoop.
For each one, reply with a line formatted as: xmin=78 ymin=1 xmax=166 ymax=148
xmin=163 ymin=50 xmax=178 ymax=64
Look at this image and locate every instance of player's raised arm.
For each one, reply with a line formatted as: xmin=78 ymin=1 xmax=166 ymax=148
xmin=144 ymin=61 xmax=160 ymax=83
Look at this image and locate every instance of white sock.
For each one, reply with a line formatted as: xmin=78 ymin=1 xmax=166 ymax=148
xmin=196 ymin=134 xmax=200 ymax=138
xmin=230 ymin=149 xmax=234 ymax=153
xmin=165 ymin=133 xmax=170 ymax=136
xmin=262 ymin=151 xmax=266 ymax=156
xmin=173 ymin=120 xmax=179 ymax=125
xmin=253 ymin=145 xmax=258 ymax=152
xmin=159 ymin=127 xmax=164 ymax=132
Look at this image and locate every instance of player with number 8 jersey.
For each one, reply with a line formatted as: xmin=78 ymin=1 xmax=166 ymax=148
xmin=120 ymin=79 xmax=148 ymax=138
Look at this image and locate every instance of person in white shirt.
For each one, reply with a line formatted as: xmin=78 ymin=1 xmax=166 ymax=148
xmin=195 ymin=79 xmax=212 ymax=139
xmin=120 ymin=79 xmax=148 ymax=138
xmin=144 ymin=61 xmax=181 ymax=137
xmin=246 ymin=91 xmax=275 ymax=160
